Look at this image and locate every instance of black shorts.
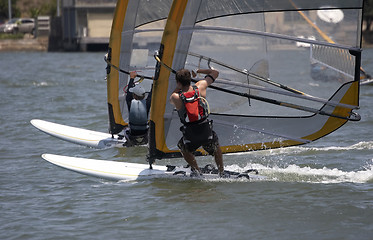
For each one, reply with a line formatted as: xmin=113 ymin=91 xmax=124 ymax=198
xmin=177 ymin=120 xmax=220 ymax=155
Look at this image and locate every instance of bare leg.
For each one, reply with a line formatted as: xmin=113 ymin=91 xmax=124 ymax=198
xmin=181 ymin=149 xmax=201 ymax=173
xmin=214 ymin=146 xmax=224 ymax=174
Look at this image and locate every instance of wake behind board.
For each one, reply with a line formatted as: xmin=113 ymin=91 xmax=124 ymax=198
xmin=41 ymin=154 xmax=266 ymax=181
xmin=31 ymin=119 xmax=127 ymax=149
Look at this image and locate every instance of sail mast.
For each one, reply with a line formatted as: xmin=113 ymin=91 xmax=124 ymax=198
xmin=106 ymin=0 xmax=129 ymax=135
xmin=148 ymin=0 xmax=189 ymax=163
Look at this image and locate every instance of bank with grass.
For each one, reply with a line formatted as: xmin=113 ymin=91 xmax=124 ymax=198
xmin=0 ymin=33 xmax=48 ymax=51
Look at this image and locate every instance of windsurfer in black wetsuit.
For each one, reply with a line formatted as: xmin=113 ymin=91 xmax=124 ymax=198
xmin=125 ymin=71 xmax=152 ymax=146
xmin=169 ymin=68 xmax=225 ymax=177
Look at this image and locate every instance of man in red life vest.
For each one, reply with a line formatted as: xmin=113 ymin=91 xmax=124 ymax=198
xmin=170 ymin=68 xmax=225 ymax=177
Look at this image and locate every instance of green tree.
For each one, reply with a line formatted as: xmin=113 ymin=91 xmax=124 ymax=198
xmin=0 ymin=0 xmax=20 ymax=21
xmin=364 ymin=0 xmax=373 ymax=31
xmin=29 ymin=0 xmax=57 ymax=18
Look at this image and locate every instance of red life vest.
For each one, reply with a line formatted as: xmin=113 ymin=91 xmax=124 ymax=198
xmin=178 ymin=85 xmax=209 ymax=124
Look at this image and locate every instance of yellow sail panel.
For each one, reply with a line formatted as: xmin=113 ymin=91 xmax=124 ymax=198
xmin=149 ymin=0 xmax=189 ymax=159
xmin=302 ymin=81 xmax=360 ymax=142
xmin=107 ymin=0 xmax=129 ymax=134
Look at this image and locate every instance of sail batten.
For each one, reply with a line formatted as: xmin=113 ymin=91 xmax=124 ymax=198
xmin=185 ymin=25 xmax=359 ymax=51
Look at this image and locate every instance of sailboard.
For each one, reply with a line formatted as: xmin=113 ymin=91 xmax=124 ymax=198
xmin=148 ymin=0 xmax=364 ymax=162
xmin=30 ymin=119 xmax=127 ymax=149
xmin=41 ymin=154 xmax=265 ymax=181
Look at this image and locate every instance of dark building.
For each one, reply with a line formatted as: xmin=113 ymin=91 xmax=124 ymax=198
xmin=62 ymin=0 xmax=115 ymax=51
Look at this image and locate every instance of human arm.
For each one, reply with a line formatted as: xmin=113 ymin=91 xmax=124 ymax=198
xmin=169 ymin=92 xmax=184 ymax=111
xmin=195 ymin=69 xmax=219 ymax=97
xmin=146 ymin=85 xmax=153 ymax=114
xmin=195 ymin=69 xmax=218 ymax=84
xmin=127 ymin=71 xmax=137 ymax=91
xmin=126 ymin=71 xmax=137 ymax=111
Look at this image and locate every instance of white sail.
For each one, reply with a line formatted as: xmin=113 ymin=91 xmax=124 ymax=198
xmin=148 ymin=0 xmax=363 ymax=160
xmin=106 ymin=0 xmax=172 ymax=134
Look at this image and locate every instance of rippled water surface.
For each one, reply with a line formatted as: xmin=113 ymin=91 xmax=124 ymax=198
xmin=0 ymin=50 xmax=372 ymax=240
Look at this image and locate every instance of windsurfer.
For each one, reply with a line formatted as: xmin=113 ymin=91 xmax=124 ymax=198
xmin=170 ymin=68 xmax=225 ymax=177
xmin=125 ymin=71 xmax=152 ymax=146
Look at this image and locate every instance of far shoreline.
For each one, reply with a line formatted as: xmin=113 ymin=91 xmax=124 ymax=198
xmin=1 ymin=35 xmax=373 ymax=52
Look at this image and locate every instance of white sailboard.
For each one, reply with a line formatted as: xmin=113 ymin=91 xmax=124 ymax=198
xmin=31 ymin=119 xmax=126 ymax=149
xmin=42 ymin=154 xmax=266 ymax=181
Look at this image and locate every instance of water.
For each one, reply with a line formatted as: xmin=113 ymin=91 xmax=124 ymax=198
xmin=1 ymin=50 xmax=372 ymax=240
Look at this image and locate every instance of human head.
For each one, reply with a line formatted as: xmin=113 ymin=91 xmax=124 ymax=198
xmin=129 ymin=84 xmax=145 ymax=99
xmin=176 ymin=69 xmax=191 ymax=87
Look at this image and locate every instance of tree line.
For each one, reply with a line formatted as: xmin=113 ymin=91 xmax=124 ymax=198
xmin=1 ymin=0 xmax=373 ymax=30
xmin=0 ymin=0 xmax=56 ymax=22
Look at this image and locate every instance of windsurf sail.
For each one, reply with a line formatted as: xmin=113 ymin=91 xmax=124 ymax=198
xmin=106 ymin=0 xmax=172 ymax=135
xmin=148 ymin=0 xmax=363 ymax=161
